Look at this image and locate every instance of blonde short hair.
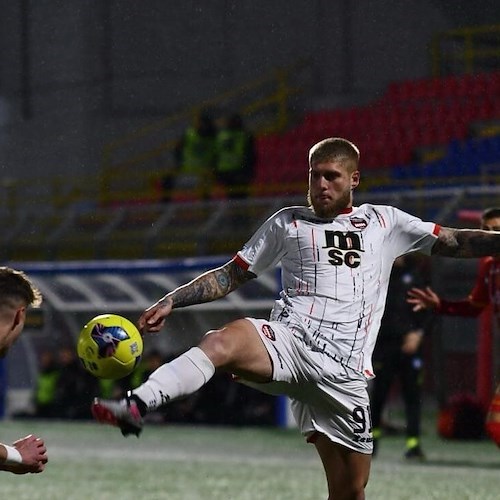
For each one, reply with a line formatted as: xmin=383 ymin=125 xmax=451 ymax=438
xmin=309 ymin=137 xmax=360 ymax=172
xmin=0 ymin=267 xmax=42 ymax=310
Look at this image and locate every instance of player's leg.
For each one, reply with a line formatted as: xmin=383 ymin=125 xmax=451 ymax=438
xmin=400 ymin=353 xmax=425 ymax=459
xmin=369 ymin=349 xmax=397 ymax=455
xmin=92 ymin=318 xmax=272 ymax=434
xmin=198 ymin=318 xmax=273 ymax=382
xmin=133 ymin=318 xmax=272 ymax=406
xmin=314 ymin=433 xmax=370 ymax=500
xmin=292 ymin=363 xmax=372 ymax=499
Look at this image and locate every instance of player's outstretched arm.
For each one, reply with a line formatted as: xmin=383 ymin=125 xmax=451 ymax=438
xmin=138 ymin=258 xmax=256 ymax=333
xmin=0 ymin=435 xmax=48 ymax=474
xmin=432 ymin=227 xmax=500 ymax=258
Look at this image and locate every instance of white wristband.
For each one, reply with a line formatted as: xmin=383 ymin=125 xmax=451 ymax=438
xmin=4 ymin=445 xmax=23 ymax=465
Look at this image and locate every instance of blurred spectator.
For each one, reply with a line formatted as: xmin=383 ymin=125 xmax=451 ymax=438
xmin=227 ymin=382 xmax=276 ymax=426
xmin=188 ymin=373 xmax=234 ymax=424
xmin=370 ymin=254 xmax=431 ymax=460
xmin=215 ymin=113 xmax=256 ymax=199
xmin=163 ymin=110 xmax=217 ymax=201
xmin=34 ymin=349 xmax=60 ymax=418
xmin=54 ymin=345 xmax=99 ymax=420
xmin=98 ymin=378 xmax=116 ymax=399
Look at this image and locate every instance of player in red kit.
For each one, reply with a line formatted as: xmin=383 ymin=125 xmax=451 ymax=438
xmin=408 ymin=207 xmax=500 ymax=446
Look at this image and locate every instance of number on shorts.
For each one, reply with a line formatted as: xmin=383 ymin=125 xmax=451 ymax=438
xmin=352 ymin=405 xmax=372 ymax=434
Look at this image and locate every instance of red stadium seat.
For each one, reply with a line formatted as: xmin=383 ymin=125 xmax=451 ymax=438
xmin=253 ymin=70 xmax=500 ymax=192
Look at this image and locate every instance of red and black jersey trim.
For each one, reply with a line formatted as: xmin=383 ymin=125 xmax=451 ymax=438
xmin=233 ymin=254 xmax=250 ymax=271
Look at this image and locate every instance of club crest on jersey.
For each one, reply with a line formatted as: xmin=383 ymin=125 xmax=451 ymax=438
xmin=349 ymin=217 xmax=368 ymax=229
xmin=261 ymin=324 xmax=276 ymax=341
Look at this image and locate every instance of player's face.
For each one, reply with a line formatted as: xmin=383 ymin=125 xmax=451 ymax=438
xmin=308 ymin=161 xmax=360 ymax=218
xmin=0 ymin=306 xmax=26 ymax=358
xmin=482 ymin=216 xmax=500 ymax=232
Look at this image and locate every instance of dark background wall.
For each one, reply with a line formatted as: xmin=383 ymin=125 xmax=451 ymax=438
xmin=0 ymin=0 xmax=498 ymax=183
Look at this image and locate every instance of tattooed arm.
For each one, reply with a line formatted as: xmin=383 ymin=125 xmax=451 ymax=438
xmin=137 ymin=259 xmax=256 ymax=333
xmin=168 ymin=259 xmax=255 ymax=308
xmin=432 ymin=227 xmax=500 ymax=258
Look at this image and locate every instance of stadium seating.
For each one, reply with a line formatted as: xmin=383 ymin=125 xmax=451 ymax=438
xmin=254 ymin=70 xmax=500 ymax=194
xmin=390 ymin=135 xmax=500 ymax=187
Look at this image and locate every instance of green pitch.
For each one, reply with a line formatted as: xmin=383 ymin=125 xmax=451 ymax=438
xmin=1 ymin=417 xmax=499 ymax=499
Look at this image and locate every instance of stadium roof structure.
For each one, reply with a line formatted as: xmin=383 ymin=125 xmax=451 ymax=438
xmin=12 ymin=258 xmax=280 ymax=313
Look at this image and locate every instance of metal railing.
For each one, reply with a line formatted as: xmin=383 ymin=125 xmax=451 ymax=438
xmin=1 ymin=183 xmax=499 ymax=263
xmin=432 ymin=24 xmax=500 ymax=76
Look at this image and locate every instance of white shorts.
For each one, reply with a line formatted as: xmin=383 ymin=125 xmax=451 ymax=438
xmin=243 ymin=318 xmax=373 ymax=454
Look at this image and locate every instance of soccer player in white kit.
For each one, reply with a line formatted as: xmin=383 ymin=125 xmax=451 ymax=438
xmin=0 ymin=267 xmax=48 ymax=474
xmin=93 ymin=138 xmax=500 ymax=499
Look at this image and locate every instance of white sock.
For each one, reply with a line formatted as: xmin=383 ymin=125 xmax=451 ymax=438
xmin=132 ymin=347 xmax=215 ymax=411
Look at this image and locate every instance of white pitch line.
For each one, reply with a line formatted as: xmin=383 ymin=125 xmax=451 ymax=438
xmin=47 ymin=444 xmax=319 ymax=467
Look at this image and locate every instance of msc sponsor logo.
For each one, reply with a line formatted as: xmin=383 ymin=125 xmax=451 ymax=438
xmin=323 ymin=230 xmax=363 ymax=268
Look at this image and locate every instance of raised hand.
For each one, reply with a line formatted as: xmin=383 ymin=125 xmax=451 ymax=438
xmin=407 ymin=286 xmax=441 ymax=312
xmin=137 ymin=297 xmax=173 ymax=333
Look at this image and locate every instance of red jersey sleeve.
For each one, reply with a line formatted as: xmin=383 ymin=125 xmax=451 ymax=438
xmin=468 ymin=257 xmax=493 ymax=306
xmin=436 ymin=257 xmax=492 ymax=317
xmin=437 ymin=298 xmax=484 ymax=317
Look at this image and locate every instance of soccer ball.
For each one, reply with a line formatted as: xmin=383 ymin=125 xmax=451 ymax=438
xmin=77 ymin=314 xmax=143 ymax=380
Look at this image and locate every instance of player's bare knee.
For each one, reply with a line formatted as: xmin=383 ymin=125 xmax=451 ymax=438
xmin=199 ymin=328 xmax=236 ymax=367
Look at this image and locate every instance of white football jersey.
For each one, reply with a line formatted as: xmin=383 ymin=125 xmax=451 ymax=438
xmin=236 ymin=204 xmax=440 ymax=378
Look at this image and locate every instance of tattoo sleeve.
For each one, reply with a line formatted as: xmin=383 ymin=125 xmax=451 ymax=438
xmin=432 ymin=227 xmax=500 ymax=258
xmin=166 ymin=259 xmax=256 ymax=309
